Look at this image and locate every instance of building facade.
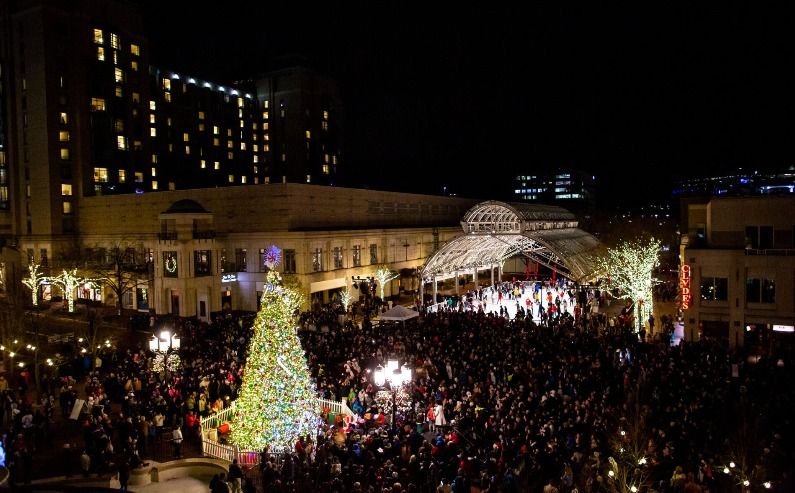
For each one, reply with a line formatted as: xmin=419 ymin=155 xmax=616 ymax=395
xmin=0 ymin=0 xmax=341 ymax=244
xmin=680 ymin=196 xmax=795 ymax=348
xmin=512 ymin=169 xmax=595 ymax=208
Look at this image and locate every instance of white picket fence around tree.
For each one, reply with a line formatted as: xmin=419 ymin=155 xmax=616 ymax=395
xmin=200 ymin=397 xmax=354 ymax=464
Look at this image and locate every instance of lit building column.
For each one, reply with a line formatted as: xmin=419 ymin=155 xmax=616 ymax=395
xmin=490 ymin=264 xmax=495 ymax=286
xmin=432 ymin=275 xmax=438 ymax=305
xmin=473 ymin=267 xmax=478 ymax=288
xmin=454 ymin=272 xmax=459 ymax=295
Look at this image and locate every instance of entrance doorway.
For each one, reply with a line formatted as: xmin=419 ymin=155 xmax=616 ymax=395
xmin=222 ymin=289 xmax=232 ymax=311
xmin=171 ymin=292 xmax=180 ymax=315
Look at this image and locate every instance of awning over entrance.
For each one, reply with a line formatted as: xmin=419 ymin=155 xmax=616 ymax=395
xmin=421 ymin=201 xmax=601 ymax=283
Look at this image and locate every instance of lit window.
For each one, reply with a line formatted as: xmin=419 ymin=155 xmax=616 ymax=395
xmin=97 ymin=46 xmax=105 ymax=61
xmin=253 ymin=166 xmax=258 ymax=173
xmin=227 ymin=140 xmax=233 ymax=149
xmin=114 ymin=68 xmax=124 ymax=83
xmin=132 ymin=92 xmax=140 ymax=103
xmin=152 ymin=180 xmax=158 ymax=190
xmin=131 ymin=60 xmax=138 ymax=72
xmin=213 ymin=126 xmax=219 ymax=135
xmin=332 ymin=155 xmax=337 ymax=164
xmin=94 ymin=167 xmax=108 ymax=182
xmin=305 ymin=130 xmax=311 ymax=139
xmin=60 ymin=148 xmax=70 ymax=160
xmin=117 ymin=135 xmax=128 ymax=150
xmin=322 ymin=121 xmax=328 ymax=131
xmin=253 ymin=123 xmax=258 ymax=130
xmin=253 ymin=144 xmax=259 ymax=152
xmin=281 ymin=153 xmax=286 ymax=162
xmin=198 ymin=123 xmax=205 ymax=132
xmin=61 ymin=184 xmax=73 ymax=196
xmin=110 ymin=33 xmax=119 ymax=49
xmin=93 ymin=29 xmax=104 ymax=44
xmin=200 ymin=160 xmax=206 ymax=169
xmin=168 ymin=182 xmax=175 ymax=190
xmin=113 ymin=50 xmax=118 ymax=65
xmin=239 ymin=119 xmax=244 ymax=128
xmin=322 ymin=164 xmax=329 ymax=175
xmin=241 ymin=176 xmax=247 ymax=184
xmin=183 ymin=132 xmax=190 ymax=142
xmin=115 ymin=85 xmax=123 ymax=97
xmin=306 ymin=174 xmax=311 ymax=183
xmin=59 ymin=131 xmax=70 ymax=142
xmin=264 ymin=177 xmax=270 ymax=184
xmin=150 ymin=101 xmax=156 ymax=111
xmin=240 ymin=142 xmax=246 ymax=150
xmin=198 ymin=111 xmax=205 ymax=120
xmin=213 ymin=138 xmax=219 ymax=146
xmin=214 ymin=161 xmax=220 ymax=170
xmin=227 ymin=129 xmax=232 ymax=137
xmin=131 ymin=43 xmax=140 ymax=56
xmin=151 ymin=154 xmax=158 ymax=163
xmin=118 ymin=170 xmax=126 ymax=183
xmin=228 ymin=175 xmax=234 ymax=183
xmin=163 ymin=79 xmax=171 ymax=91
xmin=151 ymin=167 xmax=157 ymax=177
xmin=167 ymin=117 xmax=172 ymax=127
xmin=323 ymin=110 xmax=329 ymax=120
xmin=63 ymin=201 xmax=72 ymax=214
xmin=114 ymin=119 xmax=124 ymax=133
xmin=150 ymin=127 xmax=156 ymax=137
xmin=185 ymin=145 xmax=190 ymax=155
xmin=263 ymin=144 xmax=269 ymax=152
xmin=324 ymin=153 xmax=330 ymax=163
xmin=263 ymin=100 xmax=269 ymax=109
xmin=164 ymin=92 xmax=171 ymax=102
xmin=227 ymin=151 xmax=233 ymax=159
xmin=262 ymin=111 xmax=269 ymax=120
xmin=60 ymin=112 xmax=68 ymax=124
xmin=149 ymin=114 xmax=156 ymax=124
xmin=237 ymin=97 xmax=244 ymax=108
xmin=263 ymin=123 xmax=269 ymax=130
xmin=135 ymin=172 xmax=143 ymax=183
xmin=91 ymin=98 xmax=106 ymax=111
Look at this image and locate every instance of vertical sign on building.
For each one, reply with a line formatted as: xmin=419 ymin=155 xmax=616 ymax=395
xmin=680 ymin=264 xmax=691 ymax=310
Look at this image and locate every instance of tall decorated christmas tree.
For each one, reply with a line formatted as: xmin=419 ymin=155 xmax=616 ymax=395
xmin=231 ymin=246 xmax=320 ymax=452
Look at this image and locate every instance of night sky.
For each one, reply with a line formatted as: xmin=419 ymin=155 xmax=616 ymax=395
xmin=140 ymin=2 xmax=795 ymax=205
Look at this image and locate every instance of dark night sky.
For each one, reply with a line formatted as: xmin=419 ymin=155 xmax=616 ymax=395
xmin=139 ymin=2 xmax=795 ymax=205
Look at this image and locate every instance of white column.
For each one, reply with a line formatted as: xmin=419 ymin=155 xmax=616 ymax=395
xmin=432 ymin=275 xmax=438 ymax=305
xmin=454 ymin=272 xmax=459 ymax=295
xmin=490 ymin=264 xmax=495 ymax=285
xmin=473 ymin=267 xmax=478 ymax=289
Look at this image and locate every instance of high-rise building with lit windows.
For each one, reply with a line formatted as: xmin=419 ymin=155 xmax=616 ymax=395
xmin=512 ymin=169 xmax=595 ymax=207
xmin=0 ymin=0 xmax=342 ymax=249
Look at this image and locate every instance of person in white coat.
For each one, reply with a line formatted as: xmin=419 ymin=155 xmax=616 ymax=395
xmin=434 ymin=401 xmax=448 ymax=429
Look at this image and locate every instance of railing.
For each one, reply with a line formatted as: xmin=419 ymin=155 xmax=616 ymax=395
xmin=201 ymin=397 xmax=352 ymax=464
xmin=745 ymin=248 xmax=795 ymax=256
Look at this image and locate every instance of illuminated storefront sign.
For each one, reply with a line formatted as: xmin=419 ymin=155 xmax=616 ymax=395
xmin=772 ymin=325 xmax=794 ymax=333
xmin=221 ymin=273 xmax=238 ymax=283
xmin=680 ymin=264 xmax=691 ymax=310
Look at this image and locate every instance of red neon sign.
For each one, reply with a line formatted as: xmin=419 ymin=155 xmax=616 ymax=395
xmin=680 ymin=264 xmax=691 ymax=310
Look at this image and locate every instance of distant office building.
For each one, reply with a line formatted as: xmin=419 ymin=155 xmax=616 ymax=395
xmin=513 ymin=170 xmax=595 ymax=206
xmin=673 ymin=167 xmax=795 ymax=198
xmin=680 ymin=196 xmax=795 ymax=349
xmin=0 ymin=0 xmax=342 ymax=242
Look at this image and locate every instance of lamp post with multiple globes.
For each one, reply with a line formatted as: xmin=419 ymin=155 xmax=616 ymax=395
xmin=149 ymin=330 xmax=180 ymax=380
xmin=373 ymin=359 xmax=412 ymax=431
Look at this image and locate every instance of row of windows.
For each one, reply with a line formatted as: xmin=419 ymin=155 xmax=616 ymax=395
xmin=93 ymin=28 xmax=138 ymax=55
xmin=698 ymin=276 xmax=776 ymax=304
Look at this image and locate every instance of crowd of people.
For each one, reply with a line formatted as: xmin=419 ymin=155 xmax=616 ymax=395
xmin=0 ymin=279 xmax=792 ymax=492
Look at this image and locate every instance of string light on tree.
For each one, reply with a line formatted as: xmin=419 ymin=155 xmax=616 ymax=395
xmin=230 ymin=264 xmax=320 ymax=452
xmin=374 ymin=265 xmax=399 ymax=301
xmin=52 ymin=268 xmax=89 ymax=313
xmin=597 ymin=237 xmax=661 ymax=333
xmin=22 ymin=262 xmax=46 ymax=306
xmin=340 ymin=288 xmax=352 ymax=313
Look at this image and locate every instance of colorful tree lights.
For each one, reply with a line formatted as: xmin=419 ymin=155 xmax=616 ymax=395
xmin=230 ymin=270 xmax=320 ymax=452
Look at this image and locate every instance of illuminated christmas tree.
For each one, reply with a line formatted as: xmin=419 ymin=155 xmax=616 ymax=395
xmin=230 ymin=269 xmax=320 ymax=452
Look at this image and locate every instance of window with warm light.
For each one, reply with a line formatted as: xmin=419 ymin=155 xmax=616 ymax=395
xmin=262 ymin=111 xmax=269 ymax=120
xmin=164 ymin=92 xmax=171 ymax=102
xmin=150 ymin=127 xmax=156 ymax=137
xmin=305 ymin=130 xmax=311 ymax=139
xmin=97 ymin=46 xmax=105 ymax=61
xmin=281 ymin=153 xmax=286 ymax=162
xmin=227 ymin=140 xmax=233 ymax=149
xmin=213 ymin=125 xmax=219 ymax=135
xmin=241 ymin=176 xmax=247 ymax=184
xmin=115 ymin=85 xmax=123 ymax=97
xmin=135 ymin=172 xmax=143 ymax=183
xmin=150 ymin=101 xmax=156 ymax=111
xmin=110 ymin=33 xmax=119 ymax=49
xmin=118 ymin=170 xmax=126 ymax=183
xmin=323 ymin=110 xmax=329 ymax=120
xmin=306 ymin=174 xmax=311 ymax=183
xmin=114 ymin=68 xmax=124 ymax=83
xmin=60 ymin=148 xmax=70 ymax=160
xmin=227 ymin=151 xmax=233 ymax=160
xmin=117 ymin=136 xmax=128 ymax=150
xmin=263 ymin=100 xmax=269 ymax=109
xmin=163 ymin=78 xmax=171 ymax=91
xmin=213 ymin=137 xmax=219 ymax=147
xmin=200 ymin=160 xmax=206 ymax=169
xmin=151 ymin=154 xmax=158 ymax=164
xmin=59 ymin=131 xmax=70 ymax=142
xmin=63 ymin=201 xmax=72 ymax=214
xmin=61 ymin=184 xmax=73 ymax=196
xmin=227 ymin=129 xmax=232 ymax=137
xmin=132 ymin=92 xmax=140 ymax=103
xmin=183 ymin=132 xmax=189 ymax=142
xmin=149 ymin=114 xmax=156 ymax=124
xmin=198 ymin=111 xmax=205 ymax=120
xmin=322 ymin=121 xmax=328 ymax=131
xmin=151 ymin=167 xmax=157 ymax=177
xmin=60 ymin=112 xmax=68 ymax=124
xmin=185 ymin=145 xmax=190 ymax=155
xmin=198 ymin=123 xmax=205 ymax=132
xmin=228 ymin=175 xmax=234 ymax=183
xmin=151 ymin=180 xmax=158 ymax=190
xmin=169 ymin=182 xmax=175 ymax=190
xmin=94 ymin=168 xmax=108 ymax=182
xmin=322 ymin=164 xmax=329 ymax=175
xmin=91 ymin=98 xmax=106 ymax=111
xmin=131 ymin=60 xmax=138 ymax=72
xmin=93 ymin=29 xmax=104 ymax=44
xmin=131 ymin=43 xmax=140 ymax=56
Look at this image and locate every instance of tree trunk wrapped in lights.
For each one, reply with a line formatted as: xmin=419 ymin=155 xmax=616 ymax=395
xmin=340 ymin=288 xmax=352 ymax=313
xmin=22 ymin=263 xmax=45 ymax=306
xmin=52 ymin=268 xmax=87 ymax=313
xmin=230 ymin=270 xmax=320 ymax=452
xmin=597 ymin=237 xmax=661 ymax=333
xmin=374 ymin=265 xmax=399 ymax=301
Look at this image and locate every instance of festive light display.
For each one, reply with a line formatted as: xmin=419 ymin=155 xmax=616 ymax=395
xmin=375 ymin=386 xmax=412 ymax=413
xmin=152 ymin=352 xmax=181 ymax=373
xmin=21 ymin=262 xmax=46 ymax=306
xmin=52 ymin=268 xmax=89 ymax=313
xmin=263 ymin=244 xmax=282 ymax=270
xmin=597 ymin=237 xmax=661 ymax=333
xmin=230 ymin=270 xmax=320 ymax=452
xmin=374 ymin=266 xmax=399 ymax=301
xmin=340 ymin=288 xmax=352 ymax=313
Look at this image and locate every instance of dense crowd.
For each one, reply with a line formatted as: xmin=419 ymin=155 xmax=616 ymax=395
xmin=0 ymin=280 xmax=793 ymax=492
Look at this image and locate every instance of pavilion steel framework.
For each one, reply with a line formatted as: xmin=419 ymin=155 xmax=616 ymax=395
xmin=420 ymin=201 xmax=601 ymax=294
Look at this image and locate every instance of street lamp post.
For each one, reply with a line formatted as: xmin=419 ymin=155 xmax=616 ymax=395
xmin=149 ymin=330 xmax=180 ymax=380
xmin=373 ymin=359 xmax=411 ymax=432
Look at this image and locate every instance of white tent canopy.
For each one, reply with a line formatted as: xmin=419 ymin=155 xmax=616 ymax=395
xmin=377 ymin=304 xmax=420 ymax=321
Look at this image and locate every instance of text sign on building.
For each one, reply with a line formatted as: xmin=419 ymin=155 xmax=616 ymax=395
xmin=221 ymin=273 xmax=238 ymax=283
xmin=680 ymin=264 xmax=691 ymax=310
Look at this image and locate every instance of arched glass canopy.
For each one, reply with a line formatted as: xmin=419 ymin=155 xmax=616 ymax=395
xmin=421 ymin=201 xmax=601 ymax=283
